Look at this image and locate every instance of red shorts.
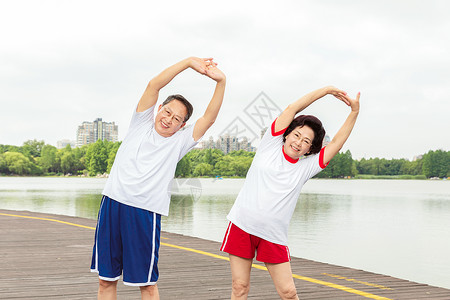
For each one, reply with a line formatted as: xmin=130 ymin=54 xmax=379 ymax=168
xmin=220 ymin=222 xmax=291 ymax=264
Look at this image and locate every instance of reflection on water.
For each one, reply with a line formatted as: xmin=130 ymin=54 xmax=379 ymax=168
xmin=0 ymin=177 xmax=449 ymax=290
xmin=0 ymin=189 xmax=103 ymax=220
xmin=0 ymin=177 xmax=105 ymax=219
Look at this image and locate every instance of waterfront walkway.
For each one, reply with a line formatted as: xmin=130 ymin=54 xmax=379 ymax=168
xmin=1 ymin=209 xmax=449 ymax=299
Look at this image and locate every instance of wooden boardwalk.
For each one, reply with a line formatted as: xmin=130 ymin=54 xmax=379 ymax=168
xmin=1 ymin=209 xmax=449 ymax=299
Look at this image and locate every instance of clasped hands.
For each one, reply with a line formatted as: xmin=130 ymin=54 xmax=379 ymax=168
xmin=188 ymin=57 xmax=226 ymax=83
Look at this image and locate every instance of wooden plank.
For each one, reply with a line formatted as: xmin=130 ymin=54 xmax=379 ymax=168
xmin=1 ymin=209 xmax=449 ymax=299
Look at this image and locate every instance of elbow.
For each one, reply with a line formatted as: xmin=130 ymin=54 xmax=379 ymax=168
xmin=207 ymin=119 xmax=216 ymax=128
xmin=206 ymin=118 xmax=217 ymax=130
xmin=147 ymin=81 xmax=155 ymax=89
xmin=285 ymin=104 xmax=302 ymax=115
xmin=146 ymin=81 xmax=159 ymax=93
xmin=329 ymin=139 xmax=343 ymax=151
xmin=204 ymin=114 xmax=217 ymax=127
xmin=286 ymin=104 xmax=297 ymax=113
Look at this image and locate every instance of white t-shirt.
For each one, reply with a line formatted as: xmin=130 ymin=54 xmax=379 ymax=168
xmin=227 ymin=119 xmax=328 ymax=245
xmin=102 ymin=105 xmax=199 ymax=216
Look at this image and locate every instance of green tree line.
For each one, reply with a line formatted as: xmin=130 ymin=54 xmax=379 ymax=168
xmin=1 ymin=140 xmax=448 ymax=179
xmin=315 ymin=149 xmax=449 ymax=179
xmin=0 ymin=139 xmax=121 ymax=176
xmin=175 ymin=149 xmax=255 ymax=177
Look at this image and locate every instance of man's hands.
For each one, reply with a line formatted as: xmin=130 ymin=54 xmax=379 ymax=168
xmin=205 ymin=64 xmax=226 ymax=83
xmin=188 ymin=57 xmax=226 ymax=83
xmin=188 ymin=57 xmax=212 ymax=75
xmin=191 ymin=57 xmax=226 ymax=141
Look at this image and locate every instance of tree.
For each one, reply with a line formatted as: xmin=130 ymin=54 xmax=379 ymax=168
xmin=185 ymin=149 xmax=204 ymax=172
xmin=203 ymin=148 xmax=224 ymax=167
xmin=401 ymin=159 xmax=422 ymax=176
xmin=422 ymin=150 xmax=449 ymax=178
xmin=213 ymin=155 xmax=253 ymax=177
xmin=61 ymin=151 xmax=76 ymax=174
xmin=107 ymin=142 xmax=121 ymax=173
xmin=230 ymin=156 xmax=253 ymax=176
xmin=228 ymin=150 xmax=255 ymax=158
xmin=3 ymin=152 xmax=32 ymax=175
xmin=385 ymin=159 xmax=405 ymax=176
xmin=204 ymin=148 xmax=214 ymax=165
xmin=0 ymin=144 xmax=20 ymax=154
xmin=175 ymin=156 xmax=191 ymax=177
xmin=84 ymin=140 xmax=108 ymax=176
xmin=318 ymin=151 xmax=354 ymax=178
xmin=356 ymin=158 xmax=371 ymax=175
xmin=351 ymin=160 xmax=358 ymax=177
xmin=213 ymin=156 xmax=234 ymax=176
xmin=40 ymin=145 xmax=58 ymax=173
xmin=73 ymin=145 xmax=88 ymax=174
xmin=193 ymin=163 xmax=213 ymax=177
xmin=21 ymin=139 xmax=45 ymax=158
xmin=0 ymin=153 xmax=7 ymax=173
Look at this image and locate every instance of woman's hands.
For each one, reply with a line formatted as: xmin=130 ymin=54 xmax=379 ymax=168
xmin=325 ymin=86 xmax=360 ymax=113
xmin=322 ymin=88 xmax=361 ymax=165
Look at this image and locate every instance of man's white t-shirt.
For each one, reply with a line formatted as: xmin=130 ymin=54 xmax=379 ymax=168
xmin=102 ymin=105 xmax=199 ymax=216
xmin=227 ymin=119 xmax=328 ymax=246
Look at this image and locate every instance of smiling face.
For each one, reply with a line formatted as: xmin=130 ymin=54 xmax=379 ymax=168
xmin=283 ymin=125 xmax=315 ymax=159
xmin=154 ymin=100 xmax=188 ymax=137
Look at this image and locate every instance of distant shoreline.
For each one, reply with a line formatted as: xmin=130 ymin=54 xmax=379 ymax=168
xmin=1 ymin=175 xmax=447 ymax=180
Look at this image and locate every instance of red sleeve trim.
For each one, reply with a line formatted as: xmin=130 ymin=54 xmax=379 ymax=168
xmin=271 ymin=118 xmax=287 ymax=136
xmin=319 ymin=147 xmax=329 ymax=169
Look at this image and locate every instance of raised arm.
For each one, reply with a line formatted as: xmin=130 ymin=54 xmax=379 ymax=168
xmin=323 ymin=92 xmax=360 ymax=165
xmin=137 ymin=57 xmax=212 ymax=112
xmin=274 ymin=86 xmax=347 ymax=133
xmin=192 ymin=64 xmax=226 ymax=141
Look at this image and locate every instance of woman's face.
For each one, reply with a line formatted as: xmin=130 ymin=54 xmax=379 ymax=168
xmin=283 ymin=125 xmax=315 ymax=159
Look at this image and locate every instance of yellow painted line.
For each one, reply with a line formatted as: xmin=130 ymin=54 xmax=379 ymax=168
xmin=322 ymin=273 xmax=393 ymax=290
xmin=159 ymin=242 xmax=391 ymax=299
xmin=0 ymin=213 xmax=96 ymax=230
xmin=160 ymin=242 xmax=230 ymax=261
xmin=0 ymin=212 xmax=170 ymax=239
xmin=290 ymin=274 xmax=392 ymax=300
xmin=159 ymin=242 xmax=267 ymax=271
xmin=1 ymin=212 xmax=392 ymax=300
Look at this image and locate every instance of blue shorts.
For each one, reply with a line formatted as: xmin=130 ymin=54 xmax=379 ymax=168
xmin=90 ymin=196 xmax=161 ymax=286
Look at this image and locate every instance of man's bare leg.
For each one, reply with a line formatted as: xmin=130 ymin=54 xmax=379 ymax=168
xmin=98 ymin=279 xmax=118 ymax=300
xmin=140 ymin=284 xmax=160 ymax=300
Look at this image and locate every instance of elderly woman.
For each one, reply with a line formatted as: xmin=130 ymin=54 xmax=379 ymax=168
xmin=221 ymin=86 xmax=360 ymax=300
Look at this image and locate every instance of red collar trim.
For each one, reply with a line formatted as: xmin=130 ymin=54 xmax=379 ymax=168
xmin=282 ymin=145 xmax=299 ymax=163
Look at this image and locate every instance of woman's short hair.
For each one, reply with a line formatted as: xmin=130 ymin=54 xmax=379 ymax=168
xmin=162 ymin=94 xmax=194 ymax=122
xmin=282 ymin=115 xmax=325 ymax=156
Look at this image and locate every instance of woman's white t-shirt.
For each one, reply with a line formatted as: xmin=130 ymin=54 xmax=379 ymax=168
xmin=227 ymin=119 xmax=328 ymax=245
xmin=102 ymin=105 xmax=199 ymax=216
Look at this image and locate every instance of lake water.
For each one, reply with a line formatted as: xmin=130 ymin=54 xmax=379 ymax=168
xmin=1 ymin=177 xmax=449 ymax=289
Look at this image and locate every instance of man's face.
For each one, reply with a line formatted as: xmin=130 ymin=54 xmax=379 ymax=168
xmin=154 ymin=100 xmax=188 ymax=137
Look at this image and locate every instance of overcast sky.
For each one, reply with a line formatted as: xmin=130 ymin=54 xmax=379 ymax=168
xmin=1 ymin=0 xmax=449 ymax=160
